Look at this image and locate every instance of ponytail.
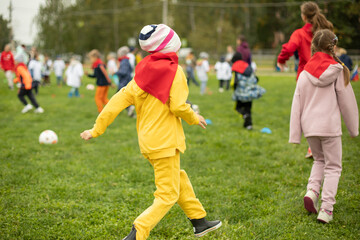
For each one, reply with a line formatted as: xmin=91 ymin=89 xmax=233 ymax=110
xmin=331 ymin=50 xmax=351 ymax=86
xmin=312 ymin=12 xmax=333 ymax=34
xmin=301 ymin=1 xmax=333 ymax=34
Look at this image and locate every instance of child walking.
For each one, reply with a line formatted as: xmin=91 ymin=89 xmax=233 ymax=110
xmin=87 ymin=50 xmax=112 ymax=112
xmin=289 ymin=29 xmax=359 ymax=223
xmin=196 ymin=52 xmax=210 ymax=95
xmin=214 ymin=56 xmax=232 ymax=92
xmin=80 ymin=24 xmax=221 ymax=240
xmin=28 ymin=53 xmax=42 ymax=94
xmin=14 ymin=54 xmax=44 ymax=114
xmin=231 ymin=52 xmax=265 ymax=130
xmin=65 ymin=55 xmax=83 ymax=98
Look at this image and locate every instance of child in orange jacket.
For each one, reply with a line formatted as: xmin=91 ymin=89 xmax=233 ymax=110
xmin=14 ymin=54 xmax=44 ymax=114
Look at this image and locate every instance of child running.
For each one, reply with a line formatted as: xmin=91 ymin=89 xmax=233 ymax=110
xmin=80 ymin=24 xmax=221 ymax=240
xmin=14 ymin=54 xmax=44 ymax=114
xmin=214 ymin=56 xmax=232 ymax=92
xmin=87 ymin=50 xmax=112 ymax=112
xmin=196 ymin=52 xmax=210 ymax=95
xmin=289 ymin=29 xmax=359 ymax=223
xmin=231 ymin=52 xmax=265 ymax=130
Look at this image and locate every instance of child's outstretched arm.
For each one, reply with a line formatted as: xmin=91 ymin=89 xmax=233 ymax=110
xmin=80 ymin=81 xmax=135 ymax=140
xmin=336 ymin=73 xmax=359 ymax=137
xmin=169 ymin=66 xmax=207 ymax=129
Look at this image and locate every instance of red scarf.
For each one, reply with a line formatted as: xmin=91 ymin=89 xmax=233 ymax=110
xmin=118 ymin=56 xmax=130 ymax=62
xmin=134 ymin=52 xmax=178 ymax=104
xmin=92 ymin=58 xmax=103 ymax=69
xmin=232 ymin=60 xmax=249 ymax=74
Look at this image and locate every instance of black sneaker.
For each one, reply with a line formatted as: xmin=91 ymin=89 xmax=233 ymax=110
xmin=243 ymin=114 xmax=252 ymax=129
xmin=190 ymin=218 xmax=222 ymax=237
xmin=123 ymin=225 xmax=136 ymax=240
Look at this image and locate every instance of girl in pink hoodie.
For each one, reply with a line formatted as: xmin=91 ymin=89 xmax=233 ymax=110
xmin=289 ymin=29 xmax=359 ymax=223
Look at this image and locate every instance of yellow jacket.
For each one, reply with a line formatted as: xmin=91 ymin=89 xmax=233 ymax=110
xmin=90 ymin=65 xmax=199 ymax=159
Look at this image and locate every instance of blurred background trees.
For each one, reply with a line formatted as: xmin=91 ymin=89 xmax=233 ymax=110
xmin=34 ymin=0 xmax=360 ymax=55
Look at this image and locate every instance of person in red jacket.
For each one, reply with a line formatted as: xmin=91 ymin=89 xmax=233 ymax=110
xmin=14 ymin=54 xmax=44 ymax=114
xmin=277 ymin=1 xmax=333 ymax=158
xmin=0 ymin=44 xmax=15 ymax=90
xmin=277 ymin=1 xmax=333 ymax=80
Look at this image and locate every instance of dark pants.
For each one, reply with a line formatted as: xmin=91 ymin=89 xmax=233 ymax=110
xmin=32 ymin=81 xmax=40 ymax=94
xmin=219 ymin=80 xmax=230 ymax=90
xmin=236 ymin=101 xmax=252 ymax=127
xmin=18 ymin=88 xmax=39 ymax=108
xmin=186 ymin=66 xmax=199 ymax=86
xmin=43 ymin=75 xmax=50 ymax=85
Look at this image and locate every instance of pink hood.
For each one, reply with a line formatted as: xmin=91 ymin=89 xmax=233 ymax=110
xmin=289 ymin=52 xmax=359 ymax=143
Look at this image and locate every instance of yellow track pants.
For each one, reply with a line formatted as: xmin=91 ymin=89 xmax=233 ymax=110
xmin=134 ymin=151 xmax=206 ymax=239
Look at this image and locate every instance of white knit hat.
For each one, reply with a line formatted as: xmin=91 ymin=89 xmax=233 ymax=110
xmin=139 ymin=24 xmax=181 ymax=53
xmin=117 ymin=46 xmax=130 ymax=57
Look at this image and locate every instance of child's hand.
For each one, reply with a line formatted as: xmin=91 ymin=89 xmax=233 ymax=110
xmin=80 ymin=130 xmax=93 ymax=140
xmin=197 ymin=114 xmax=207 ymax=129
xmin=277 ymin=62 xmax=287 ymax=72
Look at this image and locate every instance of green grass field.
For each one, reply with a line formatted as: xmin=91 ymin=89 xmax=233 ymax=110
xmin=0 ymin=70 xmax=359 ymax=240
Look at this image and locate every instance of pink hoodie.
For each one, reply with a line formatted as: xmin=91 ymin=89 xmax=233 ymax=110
xmin=289 ymin=52 xmax=359 ymax=143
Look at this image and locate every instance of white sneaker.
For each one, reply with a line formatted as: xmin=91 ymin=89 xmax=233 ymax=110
xmin=21 ymin=104 xmax=33 ymax=113
xmin=218 ymin=88 xmax=224 ymax=93
xmin=34 ymin=107 xmax=44 ymax=113
xmin=317 ymin=209 xmax=333 ymax=223
xmin=304 ymin=189 xmax=319 ymax=213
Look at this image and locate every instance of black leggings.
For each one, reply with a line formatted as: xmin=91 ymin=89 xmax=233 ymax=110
xmin=236 ymin=101 xmax=252 ymax=127
xmin=219 ymin=80 xmax=230 ymax=90
xmin=18 ymin=88 xmax=39 ymax=108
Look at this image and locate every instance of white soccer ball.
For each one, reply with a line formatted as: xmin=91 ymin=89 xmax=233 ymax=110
xmin=86 ymin=83 xmax=95 ymax=90
xmin=39 ymin=130 xmax=58 ymax=144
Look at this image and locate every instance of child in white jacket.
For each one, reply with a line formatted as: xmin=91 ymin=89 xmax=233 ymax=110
xmin=214 ymin=56 xmax=232 ymax=92
xmin=196 ymin=52 xmax=210 ymax=95
xmin=289 ymin=29 xmax=358 ymax=223
xmin=65 ymin=56 xmax=83 ymax=97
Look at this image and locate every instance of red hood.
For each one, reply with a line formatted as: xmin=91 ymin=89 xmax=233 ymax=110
xmin=304 ymin=52 xmax=342 ymax=87
xmin=134 ymin=52 xmax=178 ymax=104
xmin=92 ymin=59 xmax=103 ymax=69
xmin=232 ymin=60 xmax=249 ymax=74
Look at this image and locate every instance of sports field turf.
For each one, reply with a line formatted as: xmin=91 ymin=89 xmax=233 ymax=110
xmin=0 ymin=70 xmax=359 ymax=239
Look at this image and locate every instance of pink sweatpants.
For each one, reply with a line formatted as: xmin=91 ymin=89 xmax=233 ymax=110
xmin=306 ymin=136 xmax=342 ymax=211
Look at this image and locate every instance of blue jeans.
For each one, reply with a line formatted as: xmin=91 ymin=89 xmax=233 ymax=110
xmin=68 ymin=87 xmax=80 ymax=97
xmin=200 ymin=81 xmax=207 ymax=95
xmin=56 ymin=76 xmax=64 ymax=85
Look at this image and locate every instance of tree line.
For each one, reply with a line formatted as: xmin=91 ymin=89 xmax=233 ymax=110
xmin=33 ymin=0 xmax=360 ymax=56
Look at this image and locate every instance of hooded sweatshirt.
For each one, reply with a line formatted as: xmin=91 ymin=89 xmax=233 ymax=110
xmin=289 ymin=52 xmax=359 ymax=143
xmin=277 ymin=23 xmax=313 ymax=80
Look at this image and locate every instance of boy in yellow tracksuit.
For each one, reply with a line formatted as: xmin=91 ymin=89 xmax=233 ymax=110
xmin=80 ymin=24 xmax=221 ymax=240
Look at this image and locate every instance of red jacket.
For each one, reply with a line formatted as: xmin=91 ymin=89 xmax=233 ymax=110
xmin=277 ymin=23 xmax=313 ymax=80
xmin=0 ymin=51 xmax=15 ymax=71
